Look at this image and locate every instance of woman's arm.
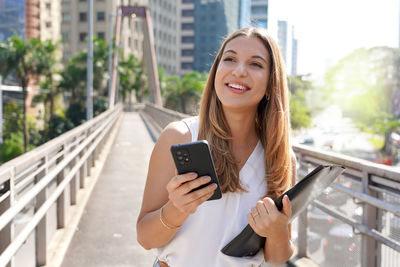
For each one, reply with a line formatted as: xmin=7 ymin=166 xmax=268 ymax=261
xmin=247 ymin=151 xmax=298 ymax=265
xmin=136 ymin=122 xmax=217 ymax=250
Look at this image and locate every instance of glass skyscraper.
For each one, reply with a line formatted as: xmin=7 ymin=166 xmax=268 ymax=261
xmin=0 ymin=0 xmax=25 ymax=41
xmin=192 ymin=0 xmax=239 ymax=73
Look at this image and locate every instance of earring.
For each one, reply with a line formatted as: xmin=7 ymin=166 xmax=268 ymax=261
xmin=266 ymin=94 xmax=270 ymax=101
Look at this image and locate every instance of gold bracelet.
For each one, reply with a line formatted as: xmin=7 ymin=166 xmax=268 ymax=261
xmin=159 ymin=206 xmax=180 ymax=230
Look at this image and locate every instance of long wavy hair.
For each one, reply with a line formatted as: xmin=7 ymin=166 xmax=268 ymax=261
xmin=198 ymin=27 xmax=292 ymax=200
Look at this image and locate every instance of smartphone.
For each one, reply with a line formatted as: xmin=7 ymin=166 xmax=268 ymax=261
xmin=170 ymin=140 xmax=222 ymax=201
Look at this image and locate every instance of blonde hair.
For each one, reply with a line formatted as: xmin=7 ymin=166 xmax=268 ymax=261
xmin=198 ymin=27 xmax=292 ymax=199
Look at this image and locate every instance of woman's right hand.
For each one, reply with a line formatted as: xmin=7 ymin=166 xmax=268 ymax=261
xmin=166 ymin=172 xmax=218 ymax=214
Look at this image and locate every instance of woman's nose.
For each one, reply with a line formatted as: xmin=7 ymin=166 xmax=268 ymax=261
xmin=232 ymin=63 xmax=247 ymax=77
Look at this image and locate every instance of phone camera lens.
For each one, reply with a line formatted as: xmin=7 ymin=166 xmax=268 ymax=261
xmin=176 ymin=151 xmax=182 ymax=156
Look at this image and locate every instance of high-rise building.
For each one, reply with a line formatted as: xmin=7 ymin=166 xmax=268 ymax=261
xmin=291 ymin=28 xmax=298 ymax=76
xmin=179 ymin=0 xmax=240 ymax=75
xmin=60 ymin=0 xmax=179 ymax=75
xmin=239 ymin=0 xmax=251 ymax=28
xmin=277 ymin=20 xmax=298 ymax=76
xmin=179 ymin=0 xmax=195 ymax=75
xmin=40 ymin=0 xmax=62 ymax=43
xmin=0 ymin=0 xmax=40 ymax=41
xmin=249 ymin=0 xmax=297 ymax=75
xmin=148 ymin=0 xmax=180 ymax=75
xmin=250 ymin=0 xmax=268 ymax=29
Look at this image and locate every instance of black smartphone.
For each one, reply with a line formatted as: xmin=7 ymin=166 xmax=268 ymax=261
xmin=170 ymin=140 xmax=222 ymax=201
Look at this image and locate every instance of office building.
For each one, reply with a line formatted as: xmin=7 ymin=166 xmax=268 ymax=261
xmin=180 ymin=0 xmax=240 ymax=75
xmin=179 ymin=0 xmax=195 ymax=75
xmin=148 ymin=0 xmax=180 ymax=75
xmin=239 ymin=0 xmax=251 ymax=28
xmin=277 ymin=20 xmax=298 ymax=76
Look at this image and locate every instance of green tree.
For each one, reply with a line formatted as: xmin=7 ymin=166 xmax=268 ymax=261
xmin=0 ymin=37 xmax=46 ymax=151
xmin=118 ymin=54 xmax=143 ymax=105
xmin=58 ymin=37 xmax=109 ymax=126
xmin=325 ymin=47 xmax=400 ymax=154
xmin=287 ymin=75 xmax=313 ymax=129
xmin=164 ymin=71 xmax=207 ymax=114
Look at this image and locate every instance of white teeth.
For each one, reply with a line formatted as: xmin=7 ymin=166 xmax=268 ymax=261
xmin=228 ymin=83 xmax=247 ymax=90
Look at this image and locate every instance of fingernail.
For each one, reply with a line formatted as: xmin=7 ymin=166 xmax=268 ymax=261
xmin=212 ymin=183 xmax=217 ymax=188
xmin=189 ymin=172 xmax=198 ymax=178
xmin=203 ymin=176 xmax=211 ymax=182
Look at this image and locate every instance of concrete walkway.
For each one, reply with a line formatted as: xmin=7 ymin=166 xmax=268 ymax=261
xmin=61 ymin=112 xmax=156 ymax=267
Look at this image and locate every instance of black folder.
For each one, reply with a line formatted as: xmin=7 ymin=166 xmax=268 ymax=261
xmin=221 ymin=164 xmax=345 ymax=257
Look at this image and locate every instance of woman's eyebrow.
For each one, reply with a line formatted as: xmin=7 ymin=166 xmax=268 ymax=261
xmin=223 ymin=50 xmax=267 ymax=64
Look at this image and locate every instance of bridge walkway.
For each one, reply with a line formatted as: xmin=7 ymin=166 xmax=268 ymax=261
xmin=60 ymin=112 xmax=156 ymax=267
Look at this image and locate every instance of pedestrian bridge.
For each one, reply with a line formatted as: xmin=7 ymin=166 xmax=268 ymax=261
xmin=0 ymin=104 xmax=399 ymax=267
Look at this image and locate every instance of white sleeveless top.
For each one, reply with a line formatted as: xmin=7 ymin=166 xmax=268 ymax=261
xmin=156 ymin=117 xmax=267 ymax=267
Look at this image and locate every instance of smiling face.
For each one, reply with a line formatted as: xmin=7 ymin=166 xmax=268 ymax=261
xmin=214 ymin=35 xmax=271 ymax=113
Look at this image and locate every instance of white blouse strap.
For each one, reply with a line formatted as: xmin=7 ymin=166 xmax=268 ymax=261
xmin=182 ymin=116 xmax=199 ymax=142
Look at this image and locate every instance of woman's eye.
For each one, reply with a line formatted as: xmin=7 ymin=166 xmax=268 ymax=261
xmin=223 ymin=57 xmax=234 ymax=62
xmin=251 ymin=62 xmax=263 ymax=68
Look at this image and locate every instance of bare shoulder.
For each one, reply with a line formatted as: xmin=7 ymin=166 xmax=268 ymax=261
xmin=156 ymin=121 xmax=192 ymax=149
xmin=137 ymin=121 xmax=191 ymax=219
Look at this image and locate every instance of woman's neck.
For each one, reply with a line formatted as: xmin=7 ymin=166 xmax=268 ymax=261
xmin=223 ymin=107 xmax=258 ymax=146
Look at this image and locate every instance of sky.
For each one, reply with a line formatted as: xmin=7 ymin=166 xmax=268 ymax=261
xmin=273 ymin=0 xmax=399 ymax=81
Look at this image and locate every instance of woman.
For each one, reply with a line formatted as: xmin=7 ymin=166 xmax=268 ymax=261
xmin=137 ymin=27 xmax=297 ymax=267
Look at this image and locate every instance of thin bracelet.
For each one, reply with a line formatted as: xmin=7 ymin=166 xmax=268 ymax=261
xmin=159 ymin=206 xmax=181 ymax=230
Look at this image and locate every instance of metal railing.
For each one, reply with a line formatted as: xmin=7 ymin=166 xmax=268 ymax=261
xmin=141 ymin=103 xmax=400 ymax=267
xmin=0 ymin=105 xmax=122 ymax=267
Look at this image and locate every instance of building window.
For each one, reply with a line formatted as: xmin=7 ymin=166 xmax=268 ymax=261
xmin=251 ymin=6 xmax=268 ymax=15
xmin=181 ymin=49 xmax=194 ymax=56
xmin=62 ymin=12 xmax=71 ymax=22
xmin=46 ymin=22 xmax=51 ymax=28
xmin=181 ymin=62 xmax=193 ymax=69
xmin=181 ymin=23 xmax=194 ymax=30
xmin=97 ymin=32 xmax=105 ymax=40
xmin=45 ymin=3 xmax=51 ymax=9
xmin=182 ymin=0 xmax=194 ymax=3
xmin=62 ymin=32 xmax=69 ymax=41
xmin=97 ymin=11 xmax=105 ymax=21
xmin=181 ymin=10 xmax=194 ymax=17
xmin=79 ymin=12 xmax=87 ymax=22
xmin=181 ymin=36 xmax=194 ymax=43
xmin=79 ymin=32 xmax=87 ymax=42
xmin=63 ymin=51 xmax=71 ymax=60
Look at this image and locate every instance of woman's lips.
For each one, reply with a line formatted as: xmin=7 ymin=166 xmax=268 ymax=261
xmin=226 ymin=83 xmax=250 ymax=94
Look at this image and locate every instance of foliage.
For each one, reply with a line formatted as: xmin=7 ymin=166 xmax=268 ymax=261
xmin=325 ymin=46 xmax=400 ymax=153
xmin=118 ymin=54 xmax=143 ymax=103
xmin=59 ymin=37 xmax=109 ymax=125
xmin=0 ymin=133 xmax=24 ymax=163
xmin=47 ymin=115 xmax=74 ymax=139
xmin=163 ymin=71 xmax=207 ymax=114
xmin=0 ymin=36 xmax=48 ymax=151
xmin=2 ymin=100 xmax=23 ymax=140
xmin=287 ymin=75 xmax=313 ymax=129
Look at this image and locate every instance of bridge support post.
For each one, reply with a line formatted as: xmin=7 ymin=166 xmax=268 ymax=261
xmin=70 ymin=143 xmax=80 ymax=205
xmin=57 ymin=145 xmax=67 ymax=228
xmin=79 ymin=149 xmax=86 ymax=189
xmin=36 ymin=156 xmax=49 ymax=265
xmin=361 ymin=170 xmax=378 ymax=267
xmin=297 ymin=154 xmax=309 ymax=257
xmin=0 ymin=168 xmax=15 ymax=267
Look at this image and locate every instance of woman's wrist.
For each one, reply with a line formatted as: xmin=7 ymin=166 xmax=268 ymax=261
xmin=160 ymin=202 xmax=189 ymax=230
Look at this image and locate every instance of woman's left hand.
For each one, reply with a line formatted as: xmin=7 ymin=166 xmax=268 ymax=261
xmin=247 ymin=195 xmax=291 ymax=239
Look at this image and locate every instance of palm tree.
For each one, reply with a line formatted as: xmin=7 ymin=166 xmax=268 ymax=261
xmin=0 ymin=37 xmax=45 ymax=152
xmin=118 ymin=54 xmax=143 ymax=105
xmin=164 ymin=71 xmax=206 ymax=114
